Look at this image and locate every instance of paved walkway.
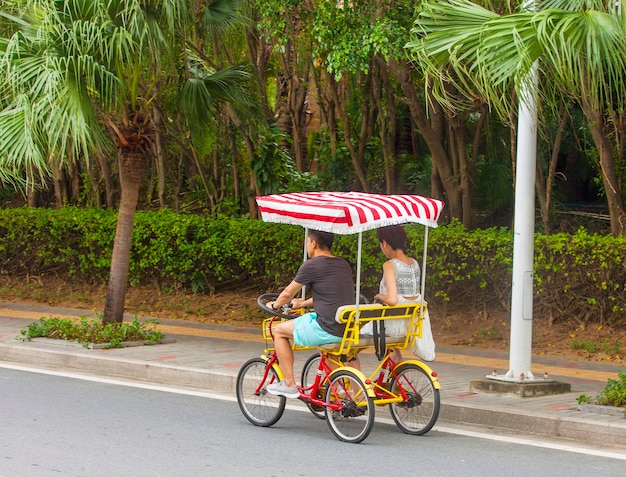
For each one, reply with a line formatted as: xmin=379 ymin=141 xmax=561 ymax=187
xmin=1 ymin=301 xmax=625 ymax=450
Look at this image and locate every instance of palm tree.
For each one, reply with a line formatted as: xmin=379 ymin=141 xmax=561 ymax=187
xmin=407 ymin=0 xmax=626 ymax=236
xmin=0 ymin=0 xmax=250 ymax=323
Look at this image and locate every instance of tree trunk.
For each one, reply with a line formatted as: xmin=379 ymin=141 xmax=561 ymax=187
xmin=288 ymin=66 xmax=310 ymax=172
xmin=470 ymin=104 xmax=488 ymax=181
xmin=229 ymin=118 xmax=241 ymax=207
xmin=390 ymin=59 xmax=461 ymax=216
xmin=537 ymin=108 xmax=568 ymax=234
xmin=103 ymin=151 xmax=147 ymax=324
xmin=152 ymin=104 xmax=167 ymax=209
xmin=323 ymin=70 xmax=369 ymax=191
xmin=226 ymin=104 xmax=258 ymax=218
xmin=276 ymin=73 xmax=292 ymax=148
xmin=449 ymin=115 xmax=473 ymax=228
xmin=52 ymin=160 xmax=69 ymax=208
xmin=27 ymin=185 xmax=39 ymax=207
xmin=315 ymin=68 xmax=338 ymax=157
xmin=84 ymin=157 xmax=102 ymax=208
xmin=96 ymin=150 xmax=116 ymax=208
xmin=373 ymin=59 xmax=397 ymax=193
xmin=581 ymin=101 xmax=626 ymax=236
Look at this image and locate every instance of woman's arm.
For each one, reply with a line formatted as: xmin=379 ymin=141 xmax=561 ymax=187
xmin=374 ymin=260 xmax=398 ymax=305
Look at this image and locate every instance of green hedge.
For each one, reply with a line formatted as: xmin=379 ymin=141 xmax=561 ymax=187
xmin=0 ymin=208 xmax=624 ymax=327
xmin=0 ymin=207 xmax=304 ymax=291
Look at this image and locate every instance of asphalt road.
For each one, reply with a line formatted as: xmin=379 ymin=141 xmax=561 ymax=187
xmin=1 ymin=364 xmax=624 ymax=477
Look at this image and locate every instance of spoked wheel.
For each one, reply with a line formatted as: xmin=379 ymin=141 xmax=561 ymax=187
xmin=324 ymin=369 xmax=375 ymax=443
xmin=301 ymin=353 xmax=325 ymax=419
xmin=236 ymin=357 xmax=286 ymax=427
xmin=388 ymin=363 xmax=440 ymax=435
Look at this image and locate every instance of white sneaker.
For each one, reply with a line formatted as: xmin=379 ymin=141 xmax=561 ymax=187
xmin=267 ymin=380 xmax=300 ymax=399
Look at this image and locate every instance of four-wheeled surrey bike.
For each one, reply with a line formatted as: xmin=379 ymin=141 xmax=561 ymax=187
xmin=236 ymin=192 xmax=444 ymax=443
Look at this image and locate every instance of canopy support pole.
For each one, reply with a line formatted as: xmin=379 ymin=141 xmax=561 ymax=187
xmin=419 ymin=227 xmax=429 ymax=300
xmin=301 ymin=228 xmax=309 ymax=299
xmin=355 ymin=232 xmax=363 ymax=318
xmin=417 ymin=226 xmax=430 ymax=319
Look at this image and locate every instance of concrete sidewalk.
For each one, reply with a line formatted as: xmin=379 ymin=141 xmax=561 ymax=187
xmin=1 ymin=301 xmax=625 ymax=449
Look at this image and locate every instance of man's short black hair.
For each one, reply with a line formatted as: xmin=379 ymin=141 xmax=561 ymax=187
xmin=309 ymin=229 xmax=334 ymax=250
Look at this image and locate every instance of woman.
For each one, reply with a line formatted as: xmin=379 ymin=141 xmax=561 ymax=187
xmin=364 ymin=224 xmax=435 ymax=363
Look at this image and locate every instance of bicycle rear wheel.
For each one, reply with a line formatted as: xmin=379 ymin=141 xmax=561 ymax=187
xmin=324 ymin=369 xmax=375 ymax=443
xmin=236 ymin=357 xmax=286 ymax=427
xmin=388 ymin=363 xmax=440 ymax=435
xmin=301 ymin=353 xmax=325 ymax=419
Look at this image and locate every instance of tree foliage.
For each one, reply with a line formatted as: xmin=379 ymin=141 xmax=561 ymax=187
xmin=408 ymin=0 xmax=626 ymax=235
xmin=0 ymin=1 xmax=623 ymax=325
xmin=0 ymin=0 xmax=618 ymax=236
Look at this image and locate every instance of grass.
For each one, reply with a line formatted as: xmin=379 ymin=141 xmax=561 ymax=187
xmin=570 ymin=338 xmax=622 ymax=357
xmin=19 ymin=315 xmax=165 ymax=349
xmin=475 ymin=327 xmax=498 ymax=339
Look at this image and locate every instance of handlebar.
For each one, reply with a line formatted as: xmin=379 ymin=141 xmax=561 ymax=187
xmin=257 ymin=293 xmax=301 ymax=319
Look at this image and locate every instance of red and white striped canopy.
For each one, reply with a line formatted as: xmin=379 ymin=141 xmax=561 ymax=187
xmin=256 ymin=191 xmax=444 ymax=234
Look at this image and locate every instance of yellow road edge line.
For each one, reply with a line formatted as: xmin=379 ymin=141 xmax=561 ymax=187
xmin=434 ymin=352 xmax=619 ymax=382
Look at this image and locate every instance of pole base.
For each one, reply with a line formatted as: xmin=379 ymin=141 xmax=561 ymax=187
xmin=470 ymin=377 xmax=571 ymax=398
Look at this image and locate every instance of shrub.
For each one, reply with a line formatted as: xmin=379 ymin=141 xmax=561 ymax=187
xmin=579 ymin=370 xmax=626 ymax=417
xmin=20 ymin=316 xmax=164 ymax=349
xmin=596 ymin=370 xmax=626 ymax=408
xmin=1 ymin=209 xmax=625 ymax=329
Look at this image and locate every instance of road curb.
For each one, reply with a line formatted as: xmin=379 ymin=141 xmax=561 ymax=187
xmin=0 ymin=342 xmax=237 ymax=391
xmin=439 ymin=401 xmax=626 ymax=446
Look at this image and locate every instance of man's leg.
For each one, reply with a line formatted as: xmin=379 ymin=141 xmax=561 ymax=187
xmin=273 ymin=320 xmax=296 ymax=387
xmin=266 ymin=320 xmax=300 ymax=399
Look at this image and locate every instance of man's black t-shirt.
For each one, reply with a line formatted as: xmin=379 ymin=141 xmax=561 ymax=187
xmin=294 ymin=255 xmax=355 ymax=336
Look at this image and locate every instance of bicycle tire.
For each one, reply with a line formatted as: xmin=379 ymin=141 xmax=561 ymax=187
xmin=301 ymin=353 xmax=326 ymax=419
xmin=236 ymin=357 xmax=286 ymax=427
xmin=324 ymin=369 xmax=375 ymax=443
xmin=388 ymin=363 xmax=440 ymax=435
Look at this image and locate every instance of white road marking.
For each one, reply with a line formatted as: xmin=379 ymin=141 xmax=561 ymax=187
xmin=432 ymin=424 xmax=626 ymax=460
xmin=2 ymin=361 xmax=625 ymax=460
xmin=0 ymin=361 xmax=238 ymax=401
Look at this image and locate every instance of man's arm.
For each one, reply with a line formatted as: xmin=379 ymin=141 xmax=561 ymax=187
xmin=270 ymin=280 xmax=306 ymax=310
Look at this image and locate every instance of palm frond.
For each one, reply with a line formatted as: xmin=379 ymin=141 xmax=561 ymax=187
xmin=536 ymin=7 xmax=626 ymax=110
xmin=203 ymin=0 xmax=243 ymax=33
xmin=179 ymin=64 xmax=251 ymax=124
xmin=407 ymin=0 xmax=502 ymax=110
xmin=180 ymin=78 xmax=215 ymax=124
xmin=0 ymin=96 xmax=49 ymax=183
xmin=201 ymin=65 xmax=251 ymax=102
xmin=409 ymin=0 xmax=626 ymax=121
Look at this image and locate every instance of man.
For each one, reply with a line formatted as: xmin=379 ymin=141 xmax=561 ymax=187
xmin=266 ymin=229 xmax=355 ymax=398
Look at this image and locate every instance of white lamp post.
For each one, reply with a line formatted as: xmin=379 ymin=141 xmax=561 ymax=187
xmin=493 ymin=62 xmax=539 ymax=382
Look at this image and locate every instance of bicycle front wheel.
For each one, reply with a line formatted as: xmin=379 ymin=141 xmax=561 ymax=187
xmin=388 ymin=363 xmax=440 ymax=435
xmin=236 ymin=357 xmax=286 ymax=427
xmin=324 ymin=369 xmax=375 ymax=443
xmin=301 ymin=353 xmax=325 ymax=419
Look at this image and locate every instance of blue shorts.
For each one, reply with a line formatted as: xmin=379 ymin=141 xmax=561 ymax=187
xmin=293 ymin=312 xmax=342 ymax=347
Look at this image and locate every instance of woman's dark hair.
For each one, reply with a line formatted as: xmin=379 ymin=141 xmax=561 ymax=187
xmin=376 ymin=225 xmax=406 ymax=251
xmin=309 ymin=229 xmax=334 ymax=250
